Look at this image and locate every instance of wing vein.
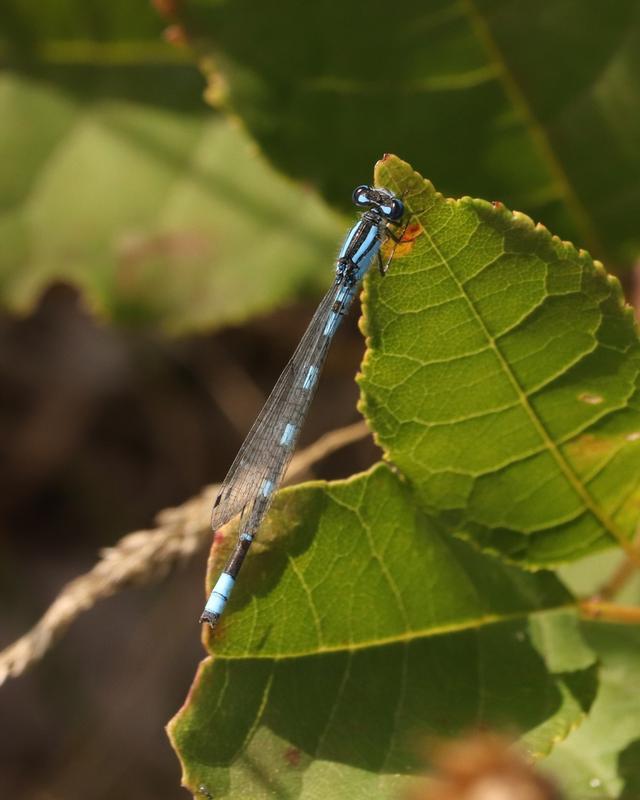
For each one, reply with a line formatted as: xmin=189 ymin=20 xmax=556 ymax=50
xmin=211 ymin=282 xmax=343 ymax=530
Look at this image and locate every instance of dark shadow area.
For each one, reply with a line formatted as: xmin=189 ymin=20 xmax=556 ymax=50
xmin=178 ymin=620 xmax=566 ymax=779
xmin=0 ymin=282 xmax=379 ymax=800
xmin=619 ymin=738 xmax=640 ymax=800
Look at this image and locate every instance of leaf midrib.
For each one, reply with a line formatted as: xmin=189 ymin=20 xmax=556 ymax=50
xmin=461 ymin=0 xmax=607 ymax=263
xmin=215 ymin=603 xmax=575 ymax=661
xmin=401 ymin=186 xmax=638 ymax=564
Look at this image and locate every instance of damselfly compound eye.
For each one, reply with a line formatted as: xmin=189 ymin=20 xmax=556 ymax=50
xmin=387 ymin=198 xmax=405 ymax=221
xmin=352 ymin=184 xmax=373 ymax=208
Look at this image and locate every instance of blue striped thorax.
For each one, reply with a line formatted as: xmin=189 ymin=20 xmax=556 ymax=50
xmin=336 ymin=186 xmax=404 ymax=286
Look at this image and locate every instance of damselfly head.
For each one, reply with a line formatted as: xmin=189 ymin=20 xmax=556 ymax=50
xmin=351 ymin=185 xmax=404 ymax=222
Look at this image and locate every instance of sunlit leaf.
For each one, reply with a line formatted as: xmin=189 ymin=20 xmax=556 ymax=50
xmin=168 ymin=465 xmax=595 ymax=799
xmin=360 ymin=156 xmax=640 ymax=566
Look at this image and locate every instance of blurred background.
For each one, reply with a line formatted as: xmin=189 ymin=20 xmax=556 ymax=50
xmin=0 ymin=3 xmax=381 ymax=797
xmin=1 ymin=1 xmax=639 ymax=798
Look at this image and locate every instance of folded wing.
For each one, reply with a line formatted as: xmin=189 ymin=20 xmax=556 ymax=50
xmin=211 ymin=282 xmax=343 ymax=530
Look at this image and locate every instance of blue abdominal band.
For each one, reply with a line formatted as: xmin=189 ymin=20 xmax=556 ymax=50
xmin=323 ymin=312 xmax=340 ymax=337
xmin=204 ymin=572 xmax=235 ymax=616
xmin=303 ymin=365 xmax=318 ymax=390
xmin=280 ymin=423 xmax=296 ymax=447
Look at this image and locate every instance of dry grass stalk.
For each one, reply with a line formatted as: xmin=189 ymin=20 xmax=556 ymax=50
xmin=0 ymin=420 xmax=369 ymax=685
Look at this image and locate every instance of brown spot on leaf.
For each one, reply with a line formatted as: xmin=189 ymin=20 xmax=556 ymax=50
xmin=566 ymin=433 xmax=614 ymax=459
xmin=163 ymin=24 xmax=189 ymax=46
xmin=383 ymin=221 xmax=422 ymax=261
xmin=402 ymin=221 xmax=421 ymax=242
xmin=578 ymin=392 xmax=604 ymax=405
xmin=284 ymin=746 xmax=301 ymax=767
xmin=151 ymin=0 xmax=184 ymax=19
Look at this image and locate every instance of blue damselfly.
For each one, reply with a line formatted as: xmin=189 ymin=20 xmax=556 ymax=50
xmin=201 ymin=184 xmax=407 ymax=628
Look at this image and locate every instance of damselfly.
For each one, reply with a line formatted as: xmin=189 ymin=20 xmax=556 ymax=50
xmin=200 ymin=184 xmax=407 ymax=628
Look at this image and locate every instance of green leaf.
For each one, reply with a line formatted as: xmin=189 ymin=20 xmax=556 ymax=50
xmin=544 ymin=623 xmax=640 ymax=799
xmin=188 ymin=0 xmax=640 ymax=266
xmin=359 ymin=155 xmax=640 ymax=566
xmin=1 ymin=0 xmax=202 ymax=108
xmin=0 ymin=3 xmax=344 ymax=330
xmin=168 ymin=465 xmax=596 ymax=799
xmin=545 ymin=554 xmax=640 ymax=799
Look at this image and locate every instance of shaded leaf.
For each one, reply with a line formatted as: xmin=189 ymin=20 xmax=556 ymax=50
xmin=544 ymin=623 xmax=640 ymax=799
xmin=168 ymin=465 xmax=594 ymax=798
xmin=359 ymin=155 xmax=640 ymax=566
xmin=188 ymin=0 xmax=640 ymax=266
xmin=0 ymin=3 xmax=344 ymax=330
